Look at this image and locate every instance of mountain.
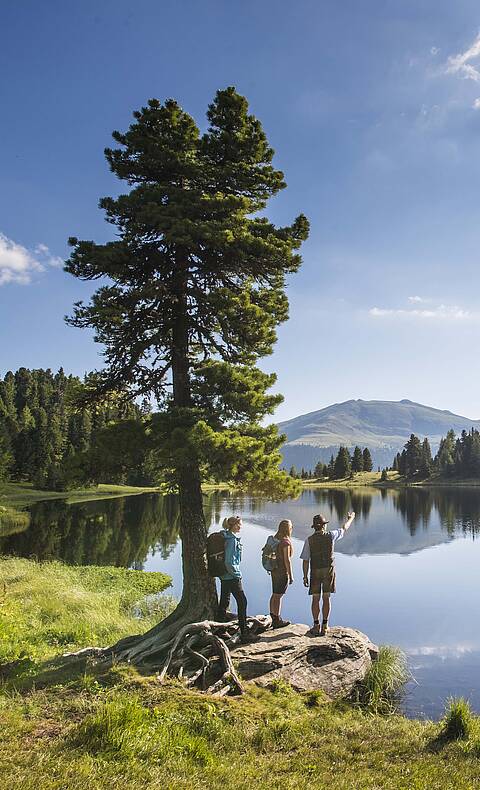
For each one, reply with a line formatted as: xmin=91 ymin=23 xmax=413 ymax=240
xmin=278 ymin=399 xmax=480 ymax=470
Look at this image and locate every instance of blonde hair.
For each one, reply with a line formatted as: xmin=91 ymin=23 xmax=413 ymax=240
xmin=276 ymin=519 xmax=292 ymax=539
xmin=222 ymin=516 xmax=241 ymax=531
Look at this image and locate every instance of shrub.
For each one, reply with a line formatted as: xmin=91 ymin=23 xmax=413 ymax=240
xmin=441 ymin=697 xmax=473 ymax=741
xmin=355 ymin=645 xmax=409 ymax=715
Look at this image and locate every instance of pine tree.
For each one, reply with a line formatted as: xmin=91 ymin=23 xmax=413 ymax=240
xmin=404 ymin=434 xmax=423 ymax=477
xmin=64 ymin=88 xmax=309 ymax=648
xmin=380 ymin=468 xmax=388 ymax=482
xmin=435 ymin=429 xmax=456 ymax=476
xmin=362 ymin=447 xmax=373 ymax=472
xmin=327 ymin=454 xmax=335 ymax=479
xmin=314 ymin=460 xmax=325 ymax=479
xmin=419 ymin=437 xmax=433 ymax=478
xmin=351 ymin=445 xmax=364 ymax=473
xmin=334 ymin=446 xmax=351 ymax=479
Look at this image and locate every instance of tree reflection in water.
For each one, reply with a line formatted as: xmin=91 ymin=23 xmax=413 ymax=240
xmin=2 ymin=487 xmax=480 ymax=569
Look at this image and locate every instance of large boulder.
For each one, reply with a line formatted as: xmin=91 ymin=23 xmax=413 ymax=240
xmin=232 ymin=624 xmax=378 ymax=699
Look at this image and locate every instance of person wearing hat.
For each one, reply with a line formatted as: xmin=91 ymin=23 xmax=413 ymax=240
xmin=300 ymin=511 xmax=355 ymax=636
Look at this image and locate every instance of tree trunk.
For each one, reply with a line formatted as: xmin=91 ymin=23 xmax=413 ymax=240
xmin=111 ymin=251 xmax=217 ymax=665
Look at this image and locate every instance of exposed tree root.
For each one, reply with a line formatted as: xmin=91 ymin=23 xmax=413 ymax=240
xmin=63 ymin=615 xmax=270 ymax=696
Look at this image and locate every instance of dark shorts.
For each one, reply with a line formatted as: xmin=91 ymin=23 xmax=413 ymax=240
xmin=309 ymin=567 xmax=336 ymax=595
xmin=271 ymin=569 xmax=289 ymax=595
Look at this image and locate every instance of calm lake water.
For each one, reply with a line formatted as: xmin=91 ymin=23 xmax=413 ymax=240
xmin=2 ymin=486 xmax=480 ymax=719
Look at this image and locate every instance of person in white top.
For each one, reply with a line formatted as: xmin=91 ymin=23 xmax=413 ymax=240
xmin=300 ymin=511 xmax=355 ymax=636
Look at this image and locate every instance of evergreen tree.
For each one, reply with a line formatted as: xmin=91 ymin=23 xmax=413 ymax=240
xmin=435 ymin=429 xmax=456 ymax=476
xmin=351 ymin=445 xmax=364 ymax=473
xmin=362 ymin=447 xmax=373 ymax=472
xmin=334 ymin=446 xmax=351 ymax=479
xmin=327 ymin=454 xmax=335 ymax=479
xmin=380 ymin=468 xmax=388 ymax=482
xmin=64 ymin=88 xmax=309 ymax=636
xmin=419 ymin=437 xmax=433 ymax=478
xmin=289 ymin=465 xmax=297 ymax=479
xmin=404 ymin=433 xmax=423 ymax=477
xmin=314 ymin=460 xmax=326 ymax=478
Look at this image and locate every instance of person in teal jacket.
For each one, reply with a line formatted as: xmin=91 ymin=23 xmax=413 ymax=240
xmin=217 ymin=515 xmax=251 ymax=641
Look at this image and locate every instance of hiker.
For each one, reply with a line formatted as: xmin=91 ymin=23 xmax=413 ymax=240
xmin=269 ymin=519 xmax=294 ymax=629
xmin=300 ymin=511 xmax=355 ymax=636
xmin=216 ymin=515 xmax=253 ymax=643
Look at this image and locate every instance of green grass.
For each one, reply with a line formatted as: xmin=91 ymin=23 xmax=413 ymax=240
xmin=302 ymin=471 xmax=402 ymax=488
xmin=0 ymin=557 xmax=172 ymax=671
xmin=0 ymin=505 xmax=30 ymax=536
xmin=0 ymin=481 xmax=163 ymax=509
xmin=354 ymin=645 xmax=410 ymax=715
xmin=3 ymin=557 xmax=480 ymax=789
xmin=441 ymin=698 xmax=474 ymax=741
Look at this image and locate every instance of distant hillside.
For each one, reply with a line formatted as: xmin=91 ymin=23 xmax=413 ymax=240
xmin=278 ymin=399 xmax=480 ymax=471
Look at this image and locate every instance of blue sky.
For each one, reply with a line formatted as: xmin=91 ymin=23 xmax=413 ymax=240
xmin=2 ymin=0 xmax=480 ymax=421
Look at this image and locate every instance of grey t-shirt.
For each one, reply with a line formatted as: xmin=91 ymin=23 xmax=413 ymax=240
xmin=300 ymin=528 xmax=344 ymax=561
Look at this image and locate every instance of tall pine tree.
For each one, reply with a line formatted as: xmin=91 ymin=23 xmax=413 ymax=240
xmin=64 ymin=88 xmax=309 ymax=655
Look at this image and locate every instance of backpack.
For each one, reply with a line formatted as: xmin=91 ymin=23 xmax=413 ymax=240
xmin=207 ymin=531 xmax=227 ymax=577
xmin=262 ymin=535 xmax=280 ymax=573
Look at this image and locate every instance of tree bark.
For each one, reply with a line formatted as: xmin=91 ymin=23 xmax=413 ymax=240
xmin=111 ymin=250 xmax=217 ymax=665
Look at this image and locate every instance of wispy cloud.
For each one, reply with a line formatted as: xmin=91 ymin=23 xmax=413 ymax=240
xmin=407 ymin=295 xmax=430 ymax=304
xmin=0 ymin=233 xmax=62 ymax=285
xmin=369 ymin=301 xmax=476 ymax=321
xmin=445 ymin=32 xmax=480 ymax=83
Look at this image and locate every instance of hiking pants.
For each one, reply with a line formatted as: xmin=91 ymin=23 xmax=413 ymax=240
xmin=218 ymin=578 xmax=248 ymax=634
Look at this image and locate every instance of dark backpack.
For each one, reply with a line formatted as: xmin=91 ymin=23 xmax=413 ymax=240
xmin=207 ymin=531 xmax=227 ymax=577
xmin=262 ymin=535 xmax=280 ymax=573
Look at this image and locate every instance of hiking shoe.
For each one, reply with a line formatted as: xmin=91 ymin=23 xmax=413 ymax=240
xmin=272 ymin=618 xmax=291 ymax=629
xmin=307 ymin=624 xmax=320 ymax=636
xmin=320 ymin=623 xmax=329 ymax=637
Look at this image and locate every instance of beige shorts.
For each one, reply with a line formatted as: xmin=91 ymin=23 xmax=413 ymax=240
xmin=309 ymin=567 xmax=336 ymax=595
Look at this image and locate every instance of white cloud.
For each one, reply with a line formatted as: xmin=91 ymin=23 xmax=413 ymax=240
xmin=430 ymin=47 xmax=440 ymax=56
xmin=473 ymin=98 xmax=480 ymax=110
xmin=0 ymin=233 xmax=62 ymax=285
xmin=408 ymin=295 xmax=430 ymax=303
xmin=369 ymin=304 xmax=476 ymax=321
xmin=445 ymin=32 xmax=480 ymax=83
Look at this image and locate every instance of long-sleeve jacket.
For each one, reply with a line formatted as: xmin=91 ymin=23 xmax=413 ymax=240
xmin=220 ymin=529 xmax=242 ymax=580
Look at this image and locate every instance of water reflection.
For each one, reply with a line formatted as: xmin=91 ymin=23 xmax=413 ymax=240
xmin=0 ymin=494 xmax=181 ymax=567
xmin=2 ymin=486 xmax=480 ymax=567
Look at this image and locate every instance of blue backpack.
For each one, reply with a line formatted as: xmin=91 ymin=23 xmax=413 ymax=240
xmin=262 ymin=535 xmax=280 ymax=573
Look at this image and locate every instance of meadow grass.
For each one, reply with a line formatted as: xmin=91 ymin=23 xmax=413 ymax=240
xmin=0 ymin=481 xmax=163 ymax=509
xmin=2 ymin=557 xmax=480 ymax=789
xmin=0 ymin=557 xmax=172 ymax=669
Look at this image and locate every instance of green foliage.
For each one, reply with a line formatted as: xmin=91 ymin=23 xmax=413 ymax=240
xmin=333 ymin=446 xmax=351 ymax=479
xmin=362 ymin=447 xmax=373 ymax=472
xmin=0 ymin=367 xmax=145 ymax=490
xmin=441 ymin=697 xmax=474 ymax=741
xmin=65 ymin=88 xmax=308 ymax=498
xmin=351 ymin=445 xmax=364 ymax=473
xmin=355 ymin=645 xmax=409 ymax=715
xmin=380 ymin=468 xmax=388 ymax=482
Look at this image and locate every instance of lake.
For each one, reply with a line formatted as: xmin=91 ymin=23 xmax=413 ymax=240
xmin=2 ymin=485 xmax=480 ymax=719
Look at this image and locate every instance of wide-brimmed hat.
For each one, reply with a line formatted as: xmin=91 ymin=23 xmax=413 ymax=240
xmin=312 ymin=514 xmax=329 ymax=528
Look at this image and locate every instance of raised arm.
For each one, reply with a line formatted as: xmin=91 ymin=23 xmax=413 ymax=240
xmin=342 ymin=511 xmax=356 ymax=532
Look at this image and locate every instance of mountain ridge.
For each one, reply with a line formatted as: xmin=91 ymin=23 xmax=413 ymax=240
xmin=278 ymin=399 xmax=480 ymax=470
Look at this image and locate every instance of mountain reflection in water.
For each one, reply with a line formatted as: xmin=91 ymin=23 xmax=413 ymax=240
xmin=2 ymin=486 xmax=480 ymax=718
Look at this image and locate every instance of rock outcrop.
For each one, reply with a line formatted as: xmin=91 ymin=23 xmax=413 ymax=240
xmin=232 ymin=624 xmax=378 ymax=699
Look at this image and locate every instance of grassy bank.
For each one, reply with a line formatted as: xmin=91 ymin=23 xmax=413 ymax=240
xmin=0 ymin=481 xmax=163 ymax=509
xmin=302 ymin=470 xmax=480 ymax=489
xmin=0 ymin=558 xmax=172 ymax=671
xmin=2 ymin=559 xmax=480 ymax=788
